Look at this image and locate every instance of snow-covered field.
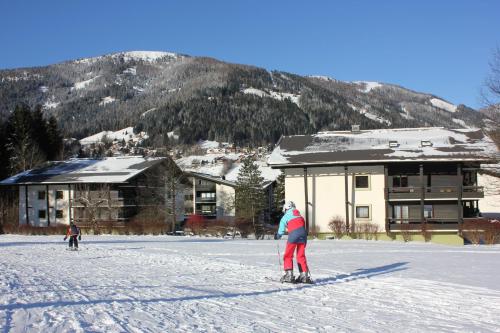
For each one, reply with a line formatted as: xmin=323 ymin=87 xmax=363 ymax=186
xmin=1 ymin=235 xmax=499 ymax=333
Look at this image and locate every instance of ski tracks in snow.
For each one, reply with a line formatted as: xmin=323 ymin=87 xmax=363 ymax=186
xmin=1 ymin=236 xmax=500 ymax=332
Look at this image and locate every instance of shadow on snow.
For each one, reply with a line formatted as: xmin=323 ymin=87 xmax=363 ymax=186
xmin=0 ymin=262 xmax=408 ymax=313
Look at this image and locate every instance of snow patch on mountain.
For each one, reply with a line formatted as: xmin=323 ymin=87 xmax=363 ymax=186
xmin=73 ymin=51 xmax=181 ymax=65
xmin=308 ymin=75 xmax=336 ymax=82
xmin=141 ymin=108 xmax=156 ymax=117
xmin=79 ymin=127 xmax=145 ymax=145
xmin=430 ymin=98 xmax=457 ymax=113
xmin=72 ymin=76 xmax=100 ymax=90
xmin=43 ymin=98 xmax=60 ymax=110
xmin=123 ymin=67 xmax=137 ymax=75
xmin=400 ymin=106 xmax=414 ymax=120
xmin=355 ymin=81 xmax=383 ymax=93
xmin=99 ymin=96 xmax=116 ymax=106
xmin=242 ymin=88 xmax=300 ymax=106
xmin=349 ymin=103 xmax=392 ymax=125
xmin=452 ymin=118 xmax=468 ymax=128
xmin=39 ymin=86 xmax=49 ymax=93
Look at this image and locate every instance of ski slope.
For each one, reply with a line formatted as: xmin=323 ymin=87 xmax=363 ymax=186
xmin=1 ymin=235 xmax=499 ymax=332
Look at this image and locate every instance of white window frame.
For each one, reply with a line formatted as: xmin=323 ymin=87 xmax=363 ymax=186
xmin=355 ymin=204 xmax=371 ymax=220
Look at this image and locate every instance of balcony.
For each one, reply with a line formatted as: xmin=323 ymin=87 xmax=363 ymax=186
xmin=386 ymin=186 xmax=484 ymax=201
xmin=388 ymin=218 xmax=459 ymax=231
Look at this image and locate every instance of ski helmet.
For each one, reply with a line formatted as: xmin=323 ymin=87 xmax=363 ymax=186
xmin=282 ymin=201 xmax=296 ymax=212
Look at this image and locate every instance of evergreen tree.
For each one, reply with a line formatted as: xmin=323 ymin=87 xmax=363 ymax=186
xmin=0 ymin=121 xmax=9 ymax=180
xmin=5 ymin=104 xmax=45 ymax=173
xmin=46 ymin=116 xmax=63 ymax=160
xmin=235 ymin=156 xmax=266 ymax=238
xmin=271 ymin=172 xmax=285 ymax=223
xmin=31 ymin=105 xmax=50 ymax=157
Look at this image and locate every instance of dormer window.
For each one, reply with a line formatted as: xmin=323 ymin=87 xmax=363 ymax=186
xmin=421 ymin=140 xmax=433 ymax=147
xmin=389 ymin=141 xmax=399 ymax=148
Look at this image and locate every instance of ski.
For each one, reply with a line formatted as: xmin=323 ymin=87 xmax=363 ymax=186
xmin=264 ymin=276 xmax=315 ymax=284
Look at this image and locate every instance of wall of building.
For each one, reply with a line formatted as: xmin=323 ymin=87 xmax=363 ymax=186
xmin=284 ymin=165 xmax=386 ymax=233
xmin=19 ymin=185 xmax=72 ymax=226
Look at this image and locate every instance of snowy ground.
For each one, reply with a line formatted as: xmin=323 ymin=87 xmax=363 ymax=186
xmin=1 ymin=236 xmax=499 ymax=333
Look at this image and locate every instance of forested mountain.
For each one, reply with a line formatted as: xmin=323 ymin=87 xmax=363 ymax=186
xmin=0 ymin=51 xmax=495 ymax=147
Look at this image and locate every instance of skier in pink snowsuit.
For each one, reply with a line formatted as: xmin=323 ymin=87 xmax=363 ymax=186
xmin=276 ymin=201 xmax=312 ymax=283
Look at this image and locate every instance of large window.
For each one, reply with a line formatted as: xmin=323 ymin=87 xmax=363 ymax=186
xmin=38 ymin=191 xmax=46 ymax=200
xmin=355 ymin=175 xmax=370 ymax=190
xmin=56 ymin=191 xmax=64 ymax=199
xmin=355 ymin=205 xmax=371 ymax=219
xmin=393 ymin=205 xmax=409 ymax=223
xmin=424 ymin=205 xmax=433 ymax=218
xmin=56 ymin=210 xmax=64 ymax=218
xmin=392 ymin=175 xmax=408 ymax=188
xmin=201 ymin=192 xmax=216 ymax=200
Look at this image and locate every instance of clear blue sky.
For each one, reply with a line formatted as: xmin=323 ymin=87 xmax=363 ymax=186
xmin=1 ymin=0 xmax=499 ymax=109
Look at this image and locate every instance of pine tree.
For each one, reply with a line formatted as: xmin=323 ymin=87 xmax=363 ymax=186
xmin=46 ymin=116 xmax=63 ymax=160
xmin=5 ymin=104 xmax=45 ymax=173
xmin=271 ymin=172 xmax=285 ymax=223
xmin=235 ymin=156 xmax=266 ymax=239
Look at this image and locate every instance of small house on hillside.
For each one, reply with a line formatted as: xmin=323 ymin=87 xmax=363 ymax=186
xmin=0 ymin=156 xmax=186 ymax=227
xmin=268 ymin=127 xmax=498 ymax=243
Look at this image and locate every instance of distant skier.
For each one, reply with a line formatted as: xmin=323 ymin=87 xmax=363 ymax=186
xmin=275 ymin=201 xmax=312 ymax=283
xmin=64 ymin=221 xmax=81 ymax=249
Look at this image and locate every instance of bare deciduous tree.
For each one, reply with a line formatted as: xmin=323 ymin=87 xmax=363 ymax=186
xmin=483 ymin=47 xmax=500 ymax=108
xmin=74 ymin=184 xmax=112 ymax=234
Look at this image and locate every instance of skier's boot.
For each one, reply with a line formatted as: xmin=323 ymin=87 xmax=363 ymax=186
xmin=280 ymin=270 xmax=295 ymax=283
xmin=296 ymin=271 xmax=314 ymax=284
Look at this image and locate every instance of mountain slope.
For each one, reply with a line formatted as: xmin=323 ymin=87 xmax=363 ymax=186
xmin=0 ymin=51 xmax=494 ymax=146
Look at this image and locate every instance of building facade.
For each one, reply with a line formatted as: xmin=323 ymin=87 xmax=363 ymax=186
xmin=268 ymin=128 xmax=498 ymax=238
xmin=1 ymin=156 xmax=186 ymax=227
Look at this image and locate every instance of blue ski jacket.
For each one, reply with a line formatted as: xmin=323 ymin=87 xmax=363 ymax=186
xmin=278 ymin=208 xmax=307 ymax=244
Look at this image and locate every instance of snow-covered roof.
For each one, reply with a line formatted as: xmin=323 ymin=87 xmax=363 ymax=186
xmin=0 ymin=156 xmax=165 ymax=185
xmin=268 ymin=127 xmax=499 ymax=167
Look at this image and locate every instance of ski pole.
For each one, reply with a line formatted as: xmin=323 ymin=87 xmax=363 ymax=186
xmin=276 ymin=243 xmax=282 ymax=272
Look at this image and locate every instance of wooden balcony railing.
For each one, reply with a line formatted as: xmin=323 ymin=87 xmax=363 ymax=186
xmin=386 ymin=186 xmax=484 ymax=200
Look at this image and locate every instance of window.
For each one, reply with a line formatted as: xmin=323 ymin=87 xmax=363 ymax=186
xmin=424 ymin=205 xmax=433 ymax=218
xmin=201 ymin=205 xmax=215 ymax=214
xmin=184 ymin=194 xmax=194 ymax=201
xmin=56 ymin=210 xmax=64 ymax=218
xmin=421 ymin=140 xmax=432 ymax=147
xmin=38 ymin=191 xmax=46 ymax=200
xmin=355 ymin=205 xmax=370 ymax=219
xmin=56 ymin=191 xmax=64 ymax=199
xmin=393 ymin=205 xmax=409 ymax=223
xmin=201 ymin=192 xmax=216 ymax=200
xmin=392 ymin=175 xmax=408 ymax=188
xmin=355 ymin=175 xmax=370 ymax=190
xmin=38 ymin=210 xmax=46 ymax=218
xmin=389 ymin=141 xmax=399 ymax=148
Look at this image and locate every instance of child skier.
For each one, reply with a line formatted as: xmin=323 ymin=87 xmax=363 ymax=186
xmin=64 ymin=221 xmax=81 ymax=249
xmin=275 ymin=201 xmax=312 ymax=283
